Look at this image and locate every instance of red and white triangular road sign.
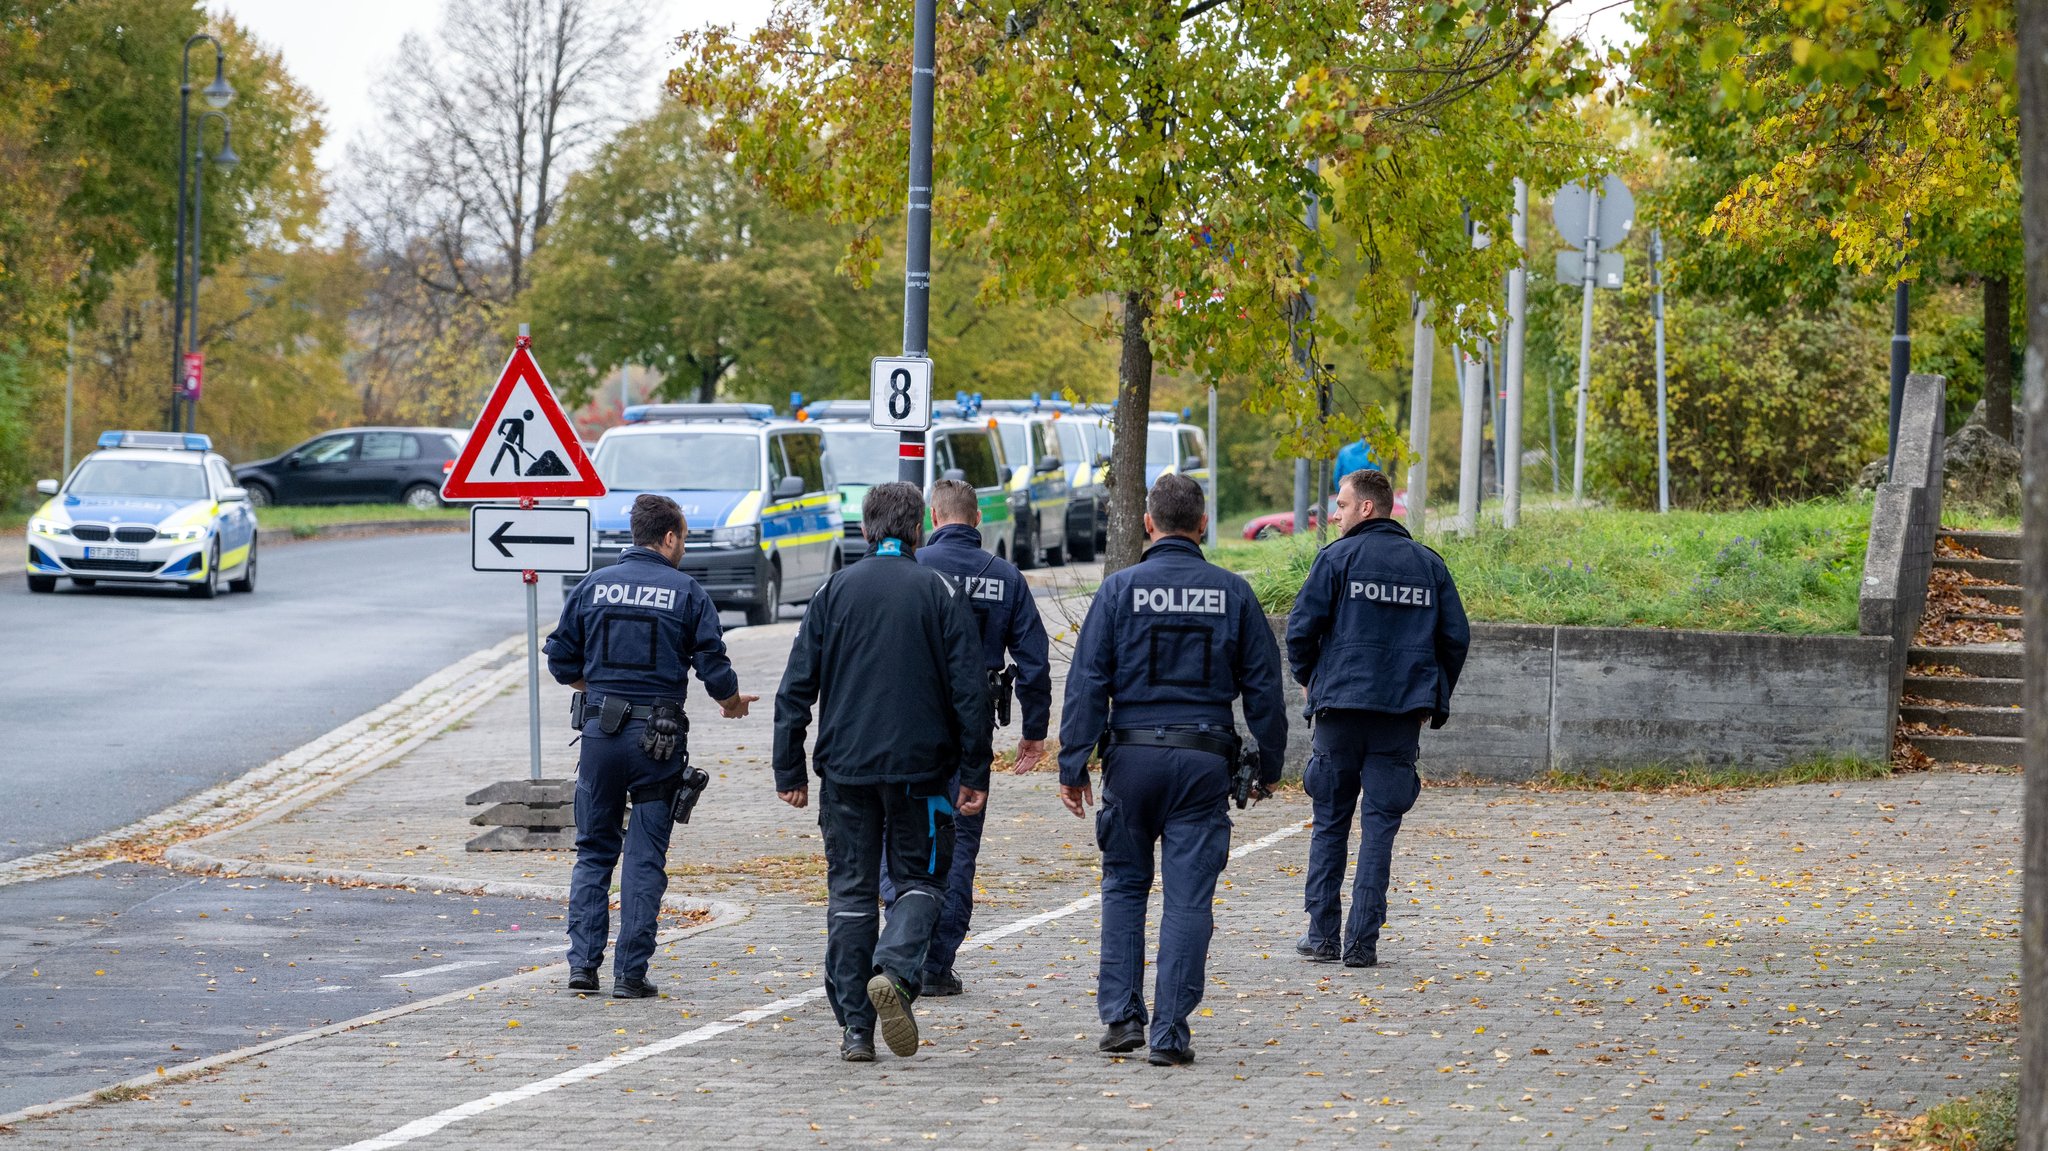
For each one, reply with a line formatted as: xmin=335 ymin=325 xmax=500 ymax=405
xmin=442 ymin=337 xmax=606 ymax=500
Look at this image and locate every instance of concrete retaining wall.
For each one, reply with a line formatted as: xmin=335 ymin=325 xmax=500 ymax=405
xmin=1264 ymin=619 xmax=1892 ymax=781
xmin=1856 ymin=372 xmax=1947 ymax=730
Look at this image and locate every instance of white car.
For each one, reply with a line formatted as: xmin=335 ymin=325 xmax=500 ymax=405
xmin=25 ymin=431 xmax=259 ymax=598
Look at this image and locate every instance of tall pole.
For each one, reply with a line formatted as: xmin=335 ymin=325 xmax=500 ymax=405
xmin=1457 ymin=335 xmax=1482 ymax=537
xmin=1292 ymin=165 xmax=1320 ymax=535
xmin=1888 ymin=215 xmax=1912 ymax=472
xmin=1406 ymin=298 xmax=1434 ymax=535
xmin=1502 ymin=179 xmax=1528 ymax=528
xmin=897 ymin=0 xmax=937 ymax=486
xmin=1546 ymin=378 xmax=1561 ymax=492
xmin=1571 ymin=185 xmax=1600 ymax=503
xmin=519 ymin=323 xmax=543 ymax=782
xmin=1206 ymin=383 xmax=1218 ymax=546
xmin=1652 ymin=228 xmax=1671 ymax=513
xmin=2011 ymin=2 xmax=2047 ymax=1144
xmin=170 ymin=35 xmax=228 ymax=434
xmin=187 ymin=115 xmax=216 ymax=435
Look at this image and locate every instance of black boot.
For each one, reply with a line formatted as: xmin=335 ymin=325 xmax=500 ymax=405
xmin=840 ymin=1027 xmax=876 ymax=1062
xmin=1343 ymin=948 xmax=1378 ymax=969
xmin=567 ymin=968 xmax=599 ymax=992
xmin=612 ymin=974 xmax=660 ymax=999
xmin=1147 ymin=1046 xmax=1196 ymax=1067
xmin=866 ymin=973 xmax=920 ymax=1057
xmin=1098 ymin=1019 xmax=1146 ymax=1054
xmin=1295 ymin=937 xmax=1339 ymax=963
xmin=921 ymin=969 xmax=964 ymax=998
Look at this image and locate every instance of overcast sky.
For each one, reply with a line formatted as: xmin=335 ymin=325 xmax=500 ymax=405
xmin=209 ymin=0 xmax=1637 ymax=177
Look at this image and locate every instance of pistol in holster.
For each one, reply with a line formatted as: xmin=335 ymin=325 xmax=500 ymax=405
xmin=989 ymin=665 xmax=1018 ymax=729
xmin=1232 ymin=743 xmax=1271 ymax=810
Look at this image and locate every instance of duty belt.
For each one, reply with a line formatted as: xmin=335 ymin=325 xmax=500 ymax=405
xmin=1105 ymin=727 xmax=1239 ymax=760
xmin=580 ymin=701 xmax=668 ymax=723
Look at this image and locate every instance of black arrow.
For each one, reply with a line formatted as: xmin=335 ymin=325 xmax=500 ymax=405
xmin=490 ymin=519 xmax=575 ymax=558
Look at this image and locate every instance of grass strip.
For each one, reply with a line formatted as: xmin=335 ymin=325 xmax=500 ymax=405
xmin=1872 ymin=1085 xmax=2016 ymax=1151
xmin=1532 ymin=755 xmax=1892 ymax=794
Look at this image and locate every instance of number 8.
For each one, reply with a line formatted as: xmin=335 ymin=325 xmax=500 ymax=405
xmin=888 ymin=368 xmax=913 ymax=420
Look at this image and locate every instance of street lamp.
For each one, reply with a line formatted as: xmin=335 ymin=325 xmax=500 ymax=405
xmin=170 ymin=33 xmax=232 ymax=433
xmin=184 ymin=111 xmax=235 ymax=433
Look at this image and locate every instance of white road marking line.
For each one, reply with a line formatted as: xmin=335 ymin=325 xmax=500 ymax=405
xmin=379 ymin=960 xmax=493 ymax=980
xmin=336 ymin=817 xmax=1309 ymax=1151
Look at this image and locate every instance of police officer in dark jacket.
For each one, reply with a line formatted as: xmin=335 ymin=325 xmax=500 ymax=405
xmin=1284 ymin=468 xmax=1470 ymax=968
xmin=1059 ymin=474 xmax=1288 ymax=1066
xmin=546 ymin=494 xmax=758 ymax=998
xmin=877 ymin=478 xmax=1050 ymax=998
xmin=774 ymin=482 xmax=993 ymax=1063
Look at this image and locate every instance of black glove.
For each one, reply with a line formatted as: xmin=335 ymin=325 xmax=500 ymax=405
xmin=640 ymin=703 xmax=681 ymax=762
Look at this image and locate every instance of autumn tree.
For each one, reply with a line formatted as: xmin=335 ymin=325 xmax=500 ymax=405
xmin=674 ymin=2 xmax=1598 ymax=571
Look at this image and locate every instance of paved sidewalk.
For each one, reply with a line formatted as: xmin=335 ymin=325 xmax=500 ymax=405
xmin=1 ymin=638 xmax=2021 ymax=1151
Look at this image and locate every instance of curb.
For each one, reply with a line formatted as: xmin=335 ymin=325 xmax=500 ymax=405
xmin=259 ymin=519 xmax=465 ymax=547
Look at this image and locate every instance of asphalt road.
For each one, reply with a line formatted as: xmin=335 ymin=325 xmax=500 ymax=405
xmin=0 ymin=866 xmax=569 ymax=1115
xmin=0 ymin=532 xmax=525 ymax=864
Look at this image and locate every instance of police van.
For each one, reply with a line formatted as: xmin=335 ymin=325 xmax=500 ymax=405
xmin=984 ymin=401 xmax=1073 ymax=569
xmin=572 ymin=404 xmax=840 ymax=626
xmin=25 ymin=431 xmax=258 ymax=597
xmin=1143 ymin=414 xmax=1211 ymax=497
xmin=801 ymin=400 xmax=1015 ymax=564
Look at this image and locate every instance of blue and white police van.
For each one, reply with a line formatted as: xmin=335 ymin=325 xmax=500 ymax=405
xmin=984 ymin=400 xmax=1073 ymax=570
xmin=570 ymin=404 xmax=840 ymax=626
xmin=25 ymin=431 xmax=259 ymax=598
xmin=801 ymin=399 xmax=1017 ymax=565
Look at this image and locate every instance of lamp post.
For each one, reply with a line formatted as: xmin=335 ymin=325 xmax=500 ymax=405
xmin=184 ymin=111 xmax=237 ymax=434
xmin=170 ymin=34 xmax=233 ymax=433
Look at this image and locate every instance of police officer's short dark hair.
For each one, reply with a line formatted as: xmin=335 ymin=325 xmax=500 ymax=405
xmin=1147 ymin=473 xmax=1205 ymax=535
xmin=863 ymin=481 xmax=926 ymax=548
xmin=1342 ymin=469 xmax=1395 ymax=518
xmin=928 ymin=478 xmax=978 ymax=525
xmin=631 ymin=494 xmax=686 ymax=547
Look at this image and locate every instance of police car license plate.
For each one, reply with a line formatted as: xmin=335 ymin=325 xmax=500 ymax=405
xmin=86 ymin=546 xmax=140 ymax=561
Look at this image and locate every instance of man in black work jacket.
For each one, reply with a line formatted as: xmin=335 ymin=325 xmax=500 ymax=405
xmin=877 ymin=477 xmax=1050 ymax=998
xmin=774 ymin=481 xmax=993 ymax=1063
xmin=1284 ymin=468 xmax=1470 ymax=969
xmin=1059 ymin=474 xmax=1288 ymax=1066
xmin=546 ymin=494 xmax=758 ymax=999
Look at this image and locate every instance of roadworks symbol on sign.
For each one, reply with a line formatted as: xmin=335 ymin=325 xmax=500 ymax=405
xmin=442 ymin=338 xmax=607 ymax=499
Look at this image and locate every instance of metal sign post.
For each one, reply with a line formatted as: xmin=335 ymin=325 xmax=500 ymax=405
xmin=1652 ymin=228 xmax=1672 ymax=513
xmin=1406 ymin=297 xmax=1434 ymax=535
xmin=1554 ymin=174 xmax=1634 ymax=505
xmin=897 ymin=0 xmax=938 ymax=486
xmin=1501 ymin=178 xmax=1529 ymax=529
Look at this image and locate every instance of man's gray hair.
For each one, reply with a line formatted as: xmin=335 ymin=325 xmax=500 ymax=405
xmin=862 ymin=481 xmax=927 ymax=548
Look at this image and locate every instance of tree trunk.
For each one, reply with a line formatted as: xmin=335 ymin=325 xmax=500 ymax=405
xmin=2013 ymin=1 xmax=2048 ymax=1147
xmin=698 ymin=362 xmax=718 ymax=404
xmin=1104 ymin=288 xmax=1155 ymax=575
xmin=1987 ymin=273 xmax=2015 ymax=441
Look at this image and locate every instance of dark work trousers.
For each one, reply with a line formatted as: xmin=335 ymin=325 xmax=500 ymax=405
xmin=819 ymin=776 xmax=956 ymax=1030
xmin=567 ymin=722 xmax=679 ymax=981
xmin=1095 ymin=742 xmax=1233 ymax=1054
xmin=1301 ymin=708 xmax=1426 ymax=958
xmin=877 ymin=768 xmax=986 ymax=977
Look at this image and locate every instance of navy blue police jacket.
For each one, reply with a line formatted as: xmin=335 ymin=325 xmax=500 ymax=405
xmin=545 ymin=546 xmax=739 ymax=706
xmin=1057 ymin=535 xmax=1289 ymax=788
xmin=1285 ymin=517 xmax=1470 ymax=727
xmin=916 ymin=522 xmax=1052 ymax=740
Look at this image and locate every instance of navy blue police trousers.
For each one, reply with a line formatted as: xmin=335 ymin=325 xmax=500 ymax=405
xmin=819 ymin=776 xmax=955 ymax=1029
xmin=1095 ymin=742 xmax=1233 ymax=1054
xmin=1301 ymin=708 xmax=1426 ymax=959
xmin=567 ymin=723 xmax=678 ymax=981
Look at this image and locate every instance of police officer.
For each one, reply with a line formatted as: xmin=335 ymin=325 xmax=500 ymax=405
xmin=546 ymin=494 xmax=757 ymax=999
xmin=1284 ymin=468 xmax=1469 ymax=968
xmin=877 ymin=477 xmax=1050 ymax=998
xmin=1059 ymin=473 xmax=1287 ymax=1066
xmin=774 ymin=481 xmax=993 ymax=1063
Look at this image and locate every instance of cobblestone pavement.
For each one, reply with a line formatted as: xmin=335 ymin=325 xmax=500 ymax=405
xmin=0 ymin=590 xmax=2021 ymax=1146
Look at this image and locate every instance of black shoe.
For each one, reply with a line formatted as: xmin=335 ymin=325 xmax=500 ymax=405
xmin=840 ymin=1027 xmax=876 ymax=1062
xmin=567 ymin=967 xmax=599 ymax=992
xmin=1147 ymin=1047 xmax=1196 ymax=1067
xmin=1343 ymin=949 xmax=1378 ymax=969
xmin=1098 ymin=1020 xmax=1146 ymax=1054
xmin=920 ymin=969 xmax=964 ymax=998
xmin=1296 ymin=937 xmax=1339 ymax=963
xmin=866 ymin=973 xmax=920 ymax=1057
xmin=612 ymin=974 xmax=659 ymax=999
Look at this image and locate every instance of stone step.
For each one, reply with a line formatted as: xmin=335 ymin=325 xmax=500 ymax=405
xmin=1905 ymin=733 xmax=2024 ymax=767
xmin=1909 ymin=644 xmax=2023 ymax=679
xmin=1905 ymin=675 xmax=2024 ymax=707
xmin=1900 ymin=703 xmax=2024 ymax=738
xmin=1940 ymin=530 xmax=2024 ymax=560
xmin=1935 ymin=556 xmax=2023 ymax=584
xmin=1955 ymin=612 xmax=2025 ymax=626
xmin=1974 ymin=585 xmax=2023 ymax=609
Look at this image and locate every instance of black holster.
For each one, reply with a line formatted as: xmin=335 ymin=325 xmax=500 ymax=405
xmin=990 ymin=666 xmax=1017 ymax=729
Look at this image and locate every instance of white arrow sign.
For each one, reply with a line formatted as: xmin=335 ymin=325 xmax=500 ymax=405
xmin=469 ymin=505 xmax=591 ymax=574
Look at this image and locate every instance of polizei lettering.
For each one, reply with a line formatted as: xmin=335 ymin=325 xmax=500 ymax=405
xmin=594 ymin=582 xmax=677 ymax=611
xmin=1131 ymin=586 xmax=1227 ymax=614
xmin=1349 ymin=580 xmax=1432 ymax=607
xmin=964 ymin=576 xmax=1006 ymax=602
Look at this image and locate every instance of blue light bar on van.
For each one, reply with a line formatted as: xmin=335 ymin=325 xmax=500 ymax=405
xmin=623 ymin=403 xmax=773 ymax=423
xmin=800 ymin=400 xmax=874 ymax=421
xmin=97 ymin=430 xmax=212 ymax=451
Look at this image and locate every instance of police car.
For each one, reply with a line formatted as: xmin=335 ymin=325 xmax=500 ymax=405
xmin=802 ymin=400 xmax=1016 ymax=564
xmin=985 ymin=401 xmax=1072 ymax=569
xmin=571 ymin=404 xmax=840 ymax=626
xmin=25 ymin=431 xmax=258 ymax=597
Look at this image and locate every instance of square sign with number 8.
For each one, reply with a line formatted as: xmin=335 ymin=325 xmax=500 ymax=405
xmin=869 ymin=356 xmax=933 ymax=432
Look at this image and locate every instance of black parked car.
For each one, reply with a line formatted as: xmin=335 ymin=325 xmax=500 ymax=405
xmin=234 ymin=427 xmax=466 ymax=509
